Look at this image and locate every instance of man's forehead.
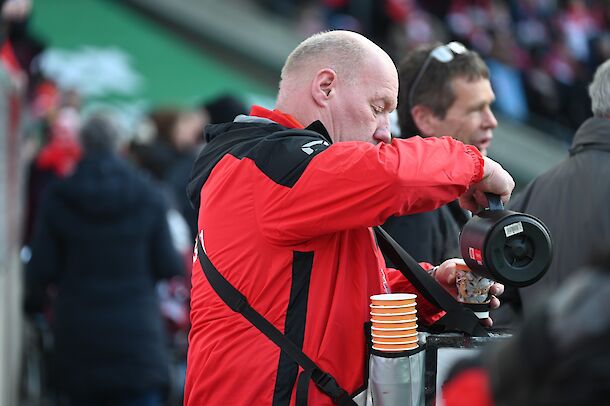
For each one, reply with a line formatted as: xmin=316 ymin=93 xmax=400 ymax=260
xmin=451 ymin=77 xmax=494 ymax=104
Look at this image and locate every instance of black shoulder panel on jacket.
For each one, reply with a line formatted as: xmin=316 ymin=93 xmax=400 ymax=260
xmin=245 ymin=127 xmax=330 ymax=188
xmin=187 ymin=120 xmax=332 ymax=210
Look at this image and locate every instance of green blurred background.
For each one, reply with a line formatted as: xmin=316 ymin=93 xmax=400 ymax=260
xmin=29 ymin=0 xmax=274 ymax=108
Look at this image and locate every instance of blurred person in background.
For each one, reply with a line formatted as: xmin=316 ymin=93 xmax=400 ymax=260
xmin=24 ymin=113 xmax=185 ymax=406
xmin=382 ymin=41 xmax=498 ymax=266
xmin=129 ymin=107 xmax=206 ymax=241
xmin=131 ymin=108 xmax=205 ymax=182
xmin=443 ymin=249 xmax=610 ymax=406
xmin=1 ymin=0 xmax=32 ymax=91
xmin=183 ymin=30 xmax=513 ymax=405
xmin=200 ymin=93 xmax=247 ymax=127
xmin=1 ymin=0 xmax=30 ymax=23
xmin=2 ymin=0 xmax=47 ymax=121
xmin=22 ymin=85 xmax=82 ymax=252
xmin=128 ymin=108 xmax=206 ymax=405
xmin=493 ymin=57 xmax=610 ymax=328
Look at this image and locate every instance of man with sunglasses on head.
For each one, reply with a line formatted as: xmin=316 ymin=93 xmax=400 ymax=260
xmin=383 ymin=42 xmax=499 ymax=266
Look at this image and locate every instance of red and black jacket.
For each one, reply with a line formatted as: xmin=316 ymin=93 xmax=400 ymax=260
xmin=184 ymin=107 xmax=484 ymax=405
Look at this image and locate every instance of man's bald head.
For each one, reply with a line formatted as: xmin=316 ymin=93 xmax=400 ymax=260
xmin=280 ymin=31 xmax=368 ymax=87
xmin=276 ymin=30 xmax=398 ymax=145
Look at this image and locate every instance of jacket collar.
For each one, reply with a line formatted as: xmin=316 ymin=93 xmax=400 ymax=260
xmin=571 ymin=117 xmax=610 ymax=152
xmin=250 ymin=105 xmax=304 ymax=129
xmin=235 ymin=106 xmax=332 ymax=144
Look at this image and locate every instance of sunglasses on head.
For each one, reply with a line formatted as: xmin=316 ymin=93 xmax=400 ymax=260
xmin=407 ymin=41 xmax=468 ymax=109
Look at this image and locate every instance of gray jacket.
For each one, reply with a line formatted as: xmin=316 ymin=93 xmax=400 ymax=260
xmin=494 ymin=117 xmax=610 ymax=326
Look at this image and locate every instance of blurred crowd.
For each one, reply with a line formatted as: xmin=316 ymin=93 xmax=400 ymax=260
xmin=2 ymin=1 xmax=247 ymax=404
xmin=16 ymin=81 xmax=246 ymax=405
xmin=18 ymin=81 xmax=246 ymax=404
xmin=257 ymin=0 xmax=610 ymax=141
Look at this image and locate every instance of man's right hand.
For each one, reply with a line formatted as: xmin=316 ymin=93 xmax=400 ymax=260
xmin=459 ymin=156 xmax=515 ymax=212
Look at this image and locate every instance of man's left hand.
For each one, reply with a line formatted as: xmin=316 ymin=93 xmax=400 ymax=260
xmin=433 ymin=258 xmax=504 ymax=327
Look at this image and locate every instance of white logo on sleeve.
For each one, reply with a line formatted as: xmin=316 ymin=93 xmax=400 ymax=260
xmin=301 ymin=140 xmax=329 ymax=155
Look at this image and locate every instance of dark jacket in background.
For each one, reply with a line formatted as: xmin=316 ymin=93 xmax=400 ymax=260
xmin=25 ymin=152 xmax=184 ymax=397
xmin=382 ymin=200 xmax=469 ymax=265
xmin=494 ymin=117 xmax=610 ymax=326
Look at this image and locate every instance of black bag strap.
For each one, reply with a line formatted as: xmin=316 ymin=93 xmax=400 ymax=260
xmin=196 ymin=239 xmax=356 ymax=406
xmin=446 ymin=199 xmax=470 ymax=228
xmin=373 ymin=226 xmax=489 ymax=337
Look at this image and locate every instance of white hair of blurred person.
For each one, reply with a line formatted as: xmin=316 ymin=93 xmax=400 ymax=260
xmin=589 ymin=58 xmax=610 ymax=119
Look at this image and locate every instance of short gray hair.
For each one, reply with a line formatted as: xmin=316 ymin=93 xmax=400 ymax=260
xmin=79 ymin=114 xmax=120 ymax=153
xmin=589 ymin=59 xmax=610 ymax=118
xmin=281 ymin=31 xmax=367 ymax=84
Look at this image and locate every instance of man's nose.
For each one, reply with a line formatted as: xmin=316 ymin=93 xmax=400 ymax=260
xmin=484 ymin=107 xmax=498 ymax=129
xmin=374 ymin=115 xmax=392 ymax=144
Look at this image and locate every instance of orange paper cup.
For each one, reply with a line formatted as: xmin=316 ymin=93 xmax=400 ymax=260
xmin=371 ymin=326 xmax=418 ymax=337
xmin=369 ymin=311 xmax=417 ymax=321
xmin=371 ymin=319 xmax=417 ymax=330
xmin=372 ymin=336 xmax=418 ymax=345
xmin=371 ymin=333 xmax=418 ymax=343
xmin=369 ymin=304 xmax=417 ymax=314
xmin=372 ymin=324 xmax=417 ymax=332
xmin=370 ymin=293 xmax=416 ymax=306
xmin=372 ymin=342 xmax=419 ymax=351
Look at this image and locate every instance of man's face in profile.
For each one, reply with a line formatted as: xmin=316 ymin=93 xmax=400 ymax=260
xmin=326 ymin=59 xmax=398 ymax=145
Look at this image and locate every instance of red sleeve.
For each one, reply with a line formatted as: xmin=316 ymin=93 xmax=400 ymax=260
xmin=384 ymin=264 xmax=446 ymax=325
xmin=256 ymin=136 xmax=484 ymax=245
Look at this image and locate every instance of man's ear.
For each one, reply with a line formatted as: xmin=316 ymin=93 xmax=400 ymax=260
xmin=410 ymin=104 xmax=438 ymax=137
xmin=311 ymin=68 xmax=336 ymax=107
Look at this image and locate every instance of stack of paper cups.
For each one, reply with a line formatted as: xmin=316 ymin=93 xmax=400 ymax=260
xmin=370 ymin=293 xmax=418 ymax=351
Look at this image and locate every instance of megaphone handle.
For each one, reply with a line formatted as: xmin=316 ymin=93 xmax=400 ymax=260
xmin=485 ymin=193 xmax=504 ymax=211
